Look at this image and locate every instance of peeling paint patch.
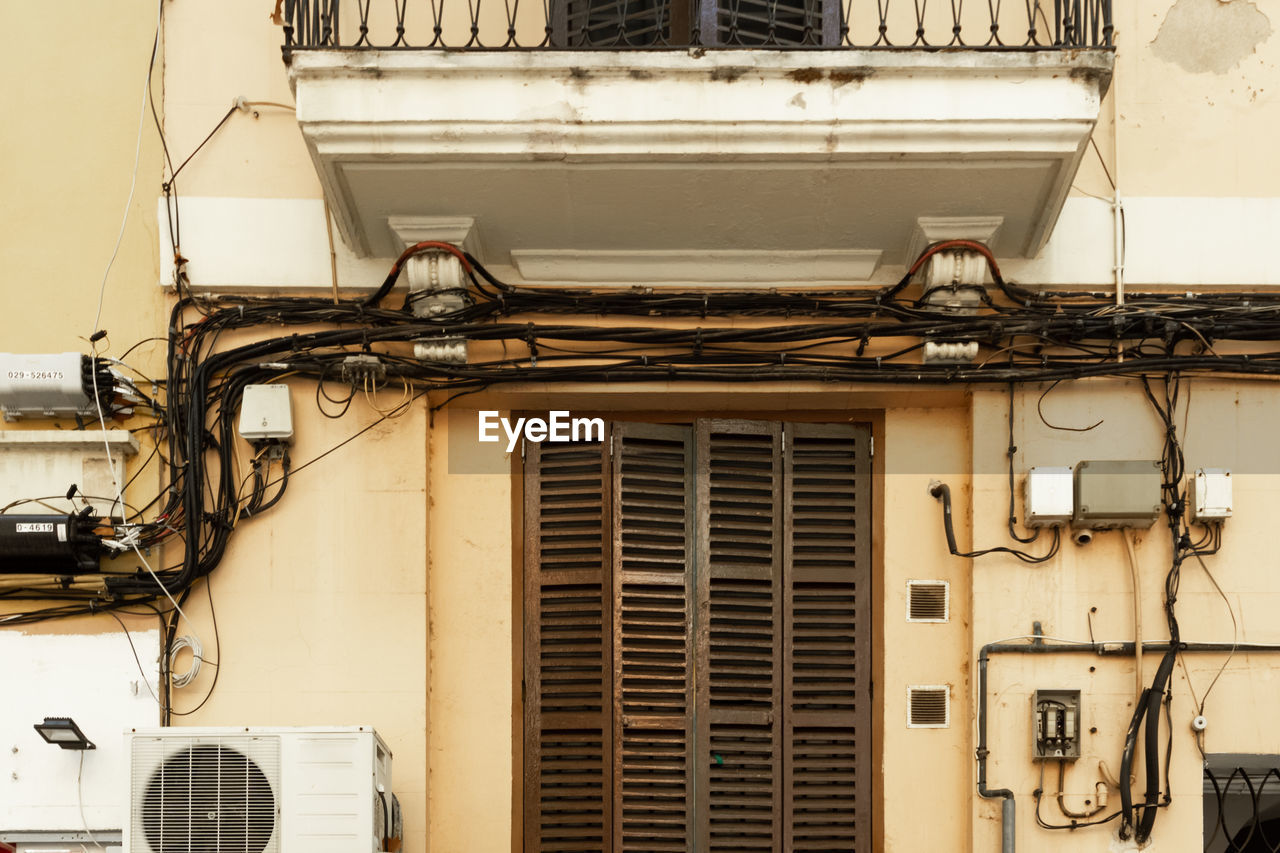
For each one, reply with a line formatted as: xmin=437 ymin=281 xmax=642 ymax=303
xmin=710 ymin=66 xmax=751 ymax=82
xmin=1151 ymin=0 xmax=1272 ymax=75
xmin=788 ymin=67 xmax=824 ymax=83
xmin=828 ymin=68 xmax=872 ymax=87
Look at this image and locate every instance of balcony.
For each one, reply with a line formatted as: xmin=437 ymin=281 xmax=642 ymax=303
xmin=282 ymin=0 xmax=1113 ymax=284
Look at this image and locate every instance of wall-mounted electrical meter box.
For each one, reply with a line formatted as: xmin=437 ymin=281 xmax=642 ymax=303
xmin=1032 ymin=689 xmax=1081 ymax=761
xmin=238 ymin=384 xmax=294 ymax=443
xmin=1190 ymin=468 xmax=1232 ymax=522
xmin=1072 ymin=460 xmax=1161 ymax=529
xmin=1025 ymin=466 xmax=1073 ymax=527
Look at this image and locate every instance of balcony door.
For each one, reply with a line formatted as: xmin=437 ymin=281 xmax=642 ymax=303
xmin=551 ymin=0 xmax=840 ymax=46
xmin=523 ymin=419 xmax=871 ymax=852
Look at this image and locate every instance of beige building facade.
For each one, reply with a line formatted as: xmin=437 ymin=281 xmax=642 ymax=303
xmin=2 ymin=1 xmax=1280 ymax=853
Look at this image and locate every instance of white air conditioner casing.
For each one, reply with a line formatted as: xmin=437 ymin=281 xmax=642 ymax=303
xmin=123 ymin=726 xmax=393 ymax=853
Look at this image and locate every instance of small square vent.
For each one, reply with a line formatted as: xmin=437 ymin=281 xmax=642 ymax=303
xmin=907 ymin=685 xmax=950 ymax=728
xmin=907 ymin=580 xmax=949 ymax=622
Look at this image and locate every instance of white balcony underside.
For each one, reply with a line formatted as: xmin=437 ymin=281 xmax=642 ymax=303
xmin=289 ymin=48 xmax=1112 ymax=282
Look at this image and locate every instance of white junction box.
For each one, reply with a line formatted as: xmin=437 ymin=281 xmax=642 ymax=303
xmin=125 ymin=726 xmax=394 ymax=853
xmin=238 ymin=384 xmax=294 ymax=443
xmin=0 ymin=353 xmax=93 ymax=420
xmin=1024 ymin=466 xmax=1073 ymax=527
xmin=1190 ymin=468 xmax=1232 ymax=522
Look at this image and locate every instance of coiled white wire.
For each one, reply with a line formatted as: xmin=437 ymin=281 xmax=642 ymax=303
xmin=169 ymin=634 xmax=203 ymax=689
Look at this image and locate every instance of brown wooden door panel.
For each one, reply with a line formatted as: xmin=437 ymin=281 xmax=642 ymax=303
xmin=526 ymin=419 xmax=871 ymax=853
xmin=783 ymin=423 xmax=872 ymax=853
xmin=526 ymin=436 xmax=614 ymax=853
xmin=612 ymin=424 xmax=696 ymax=853
xmin=695 ymin=421 xmax=783 ymax=853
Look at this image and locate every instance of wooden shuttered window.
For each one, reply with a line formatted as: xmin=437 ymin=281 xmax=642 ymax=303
xmin=525 ymin=420 xmax=870 ymax=853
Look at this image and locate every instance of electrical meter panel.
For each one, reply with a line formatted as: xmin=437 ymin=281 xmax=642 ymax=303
xmin=1032 ymin=689 xmax=1081 ymax=761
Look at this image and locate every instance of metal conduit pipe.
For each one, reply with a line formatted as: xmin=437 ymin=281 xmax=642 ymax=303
xmin=977 ymin=638 xmax=1280 ymax=853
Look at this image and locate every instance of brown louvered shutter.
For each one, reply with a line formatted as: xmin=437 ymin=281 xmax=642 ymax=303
xmin=527 ymin=419 xmax=870 ymax=853
xmin=611 ymin=423 xmax=697 ymax=853
xmin=524 ymin=433 xmax=613 ymax=853
xmin=783 ymin=423 xmax=872 ymax=852
xmin=695 ymin=421 xmax=783 ymax=853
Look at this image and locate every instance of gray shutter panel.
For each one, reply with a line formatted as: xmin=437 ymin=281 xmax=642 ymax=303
xmin=555 ymin=0 xmax=684 ymax=45
xmin=524 ymin=433 xmax=613 ymax=853
xmin=710 ymin=0 xmax=833 ymax=44
xmin=783 ymin=423 xmax=872 ymax=852
xmin=695 ymin=420 xmax=784 ymax=853
xmin=611 ymin=423 xmax=696 ymax=853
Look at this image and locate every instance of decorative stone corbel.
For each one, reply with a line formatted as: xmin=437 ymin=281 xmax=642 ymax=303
xmin=387 ymin=216 xmax=483 ymax=319
xmin=906 ymin=216 xmax=1003 ymax=312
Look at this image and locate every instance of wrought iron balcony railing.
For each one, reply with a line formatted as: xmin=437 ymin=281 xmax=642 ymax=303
xmin=282 ymin=0 xmax=1113 ymax=52
xmin=1205 ymin=764 xmax=1280 ymax=853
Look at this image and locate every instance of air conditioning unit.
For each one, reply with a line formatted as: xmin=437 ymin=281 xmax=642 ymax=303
xmin=123 ymin=727 xmax=398 ymax=853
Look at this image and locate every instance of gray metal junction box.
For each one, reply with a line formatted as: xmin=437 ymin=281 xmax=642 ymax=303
xmin=1072 ymin=460 xmax=1162 ymax=529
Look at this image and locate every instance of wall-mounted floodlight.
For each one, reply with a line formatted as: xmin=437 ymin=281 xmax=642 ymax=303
xmin=33 ymin=717 xmax=95 ymax=750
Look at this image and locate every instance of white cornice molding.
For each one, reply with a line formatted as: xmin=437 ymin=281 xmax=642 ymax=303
xmin=288 ymin=48 xmax=1113 ymax=266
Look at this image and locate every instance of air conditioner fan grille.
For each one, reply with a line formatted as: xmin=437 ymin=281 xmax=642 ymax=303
xmin=138 ymin=742 xmax=277 ymax=853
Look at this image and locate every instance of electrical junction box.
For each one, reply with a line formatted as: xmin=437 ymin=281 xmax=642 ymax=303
xmin=1024 ymin=466 xmax=1073 ymax=527
xmin=0 ymin=353 xmax=96 ymax=420
xmin=238 ymin=384 xmax=293 ymax=443
xmin=1033 ymin=689 xmax=1081 ymax=761
xmin=1190 ymin=468 xmax=1232 ymax=522
xmin=1073 ymin=460 xmax=1162 ymax=529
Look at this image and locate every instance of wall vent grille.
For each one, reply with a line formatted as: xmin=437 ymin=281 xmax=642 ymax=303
xmin=907 ymin=686 xmax=950 ymax=728
xmin=906 ymin=580 xmax=949 ymax=622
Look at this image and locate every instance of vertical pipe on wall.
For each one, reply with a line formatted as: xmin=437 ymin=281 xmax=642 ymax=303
xmin=1001 ymin=798 xmax=1016 ymax=852
xmin=976 ymin=648 xmax=1016 ymax=853
xmin=1123 ymin=529 xmax=1144 ymax=699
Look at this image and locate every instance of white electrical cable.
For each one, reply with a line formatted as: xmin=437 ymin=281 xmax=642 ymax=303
xmin=83 ymin=0 xmax=201 ymax=723
xmin=90 ymin=0 xmax=164 ymax=335
xmin=77 ymin=751 xmax=105 ymax=850
xmin=169 ymin=633 xmax=203 ymax=688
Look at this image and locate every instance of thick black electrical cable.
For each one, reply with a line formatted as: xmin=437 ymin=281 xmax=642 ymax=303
xmin=928 ymin=482 xmax=1061 ymax=563
xmin=25 ymin=255 xmax=1280 ymax=630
